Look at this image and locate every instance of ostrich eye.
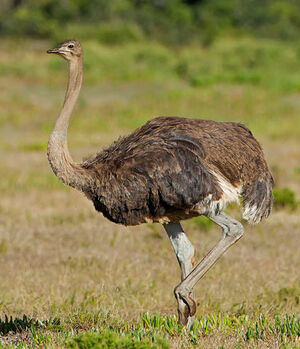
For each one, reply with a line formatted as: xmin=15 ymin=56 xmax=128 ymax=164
xmin=68 ymin=44 xmax=74 ymax=49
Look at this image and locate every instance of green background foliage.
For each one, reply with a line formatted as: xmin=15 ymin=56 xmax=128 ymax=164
xmin=2 ymin=0 xmax=300 ymax=44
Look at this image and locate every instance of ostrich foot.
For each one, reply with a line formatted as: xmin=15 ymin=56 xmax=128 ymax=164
xmin=174 ymin=285 xmax=196 ymax=328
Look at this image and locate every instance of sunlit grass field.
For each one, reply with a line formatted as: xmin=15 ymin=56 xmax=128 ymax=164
xmin=0 ymin=37 xmax=299 ymax=348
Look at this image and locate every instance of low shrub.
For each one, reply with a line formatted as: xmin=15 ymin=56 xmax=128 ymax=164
xmin=66 ymin=329 xmax=169 ymax=349
xmin=273 ymin=187 xmax=298 ymax=209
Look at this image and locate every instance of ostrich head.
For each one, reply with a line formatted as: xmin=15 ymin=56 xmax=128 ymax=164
xmin=47 ymin=40 xmax=82 ymax=61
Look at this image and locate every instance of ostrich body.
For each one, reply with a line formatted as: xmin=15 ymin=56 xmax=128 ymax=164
xmin=47 ymin=40 xmax=273 ymax=327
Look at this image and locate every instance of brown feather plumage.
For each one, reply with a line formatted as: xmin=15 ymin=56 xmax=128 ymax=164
xmin=82 ymin=116 xmax=273 ymax=225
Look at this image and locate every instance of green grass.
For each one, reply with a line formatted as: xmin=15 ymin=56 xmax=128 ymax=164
xmin=3 ymin=37 xmax=300 ymax=93
xmin=1 ymin=313 xmax=299 ymax=348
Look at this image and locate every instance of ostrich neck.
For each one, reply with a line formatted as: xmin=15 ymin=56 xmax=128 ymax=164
xmin=47 ymin=57 xmax=92 ymax=191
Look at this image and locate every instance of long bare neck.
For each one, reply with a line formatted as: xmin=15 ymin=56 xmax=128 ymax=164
xmin=47 ymin=57 xmax=92 ymax=191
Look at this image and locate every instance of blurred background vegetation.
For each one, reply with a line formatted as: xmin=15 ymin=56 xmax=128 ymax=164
xmin=2 ymin=0 xmax=300 ymax=45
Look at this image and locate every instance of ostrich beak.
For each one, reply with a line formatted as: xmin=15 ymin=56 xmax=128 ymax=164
xmin=47 ymin=48 xmax=59 ymax=54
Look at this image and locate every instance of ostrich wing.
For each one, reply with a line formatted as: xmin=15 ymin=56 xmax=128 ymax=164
xmin=82 ymin=117 xmax=223 ymax=225
xmin=82 ymin=116 xmax=270 ymax=225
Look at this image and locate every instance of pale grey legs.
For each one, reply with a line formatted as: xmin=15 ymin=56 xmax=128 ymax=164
xmin=163 ymin=212 xmax=244 ymax=327
xmin=163 ymin=222 xmax=195 ymax=280
xmin=163 ymin=222 xmax=196 ymax=327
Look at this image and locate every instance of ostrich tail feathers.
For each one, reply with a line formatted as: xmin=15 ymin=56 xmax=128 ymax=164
xmin=242 ymin=174 xmax=274 ymax=224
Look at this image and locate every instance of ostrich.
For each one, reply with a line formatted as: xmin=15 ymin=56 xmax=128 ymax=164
xmin=47 ymin=40 xmax=273 ymax=328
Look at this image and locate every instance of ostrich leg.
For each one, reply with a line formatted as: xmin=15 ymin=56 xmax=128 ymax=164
xmin=173 ymin=212 xmax=244 ymax=324
xmin=163 ymin=222 xmax=196 ymax=328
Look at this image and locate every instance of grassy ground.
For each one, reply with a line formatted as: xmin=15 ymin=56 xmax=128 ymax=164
xmin=0 ymin=37 xmax=299 ymax=348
